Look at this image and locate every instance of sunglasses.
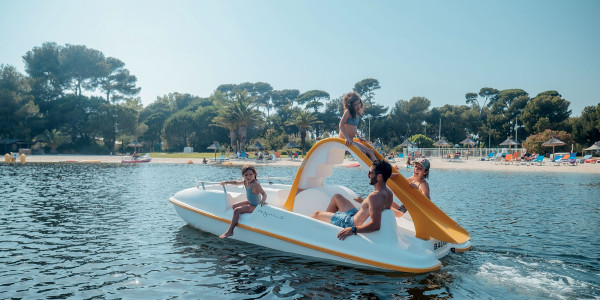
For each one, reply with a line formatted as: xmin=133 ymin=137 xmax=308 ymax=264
xmin=368 ymin=170 xmax=380 ymax=176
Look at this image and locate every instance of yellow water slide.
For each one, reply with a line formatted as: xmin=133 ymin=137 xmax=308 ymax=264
xmin=283 ymin=138 xmax=470 ymax=244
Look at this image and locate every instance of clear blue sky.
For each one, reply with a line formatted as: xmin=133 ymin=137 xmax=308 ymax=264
xmin=1 ymin=0 xmax=599 ymax=115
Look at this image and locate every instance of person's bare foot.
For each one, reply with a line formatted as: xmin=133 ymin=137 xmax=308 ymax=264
xmin=219 ymin=232 xmax=233 ymax=239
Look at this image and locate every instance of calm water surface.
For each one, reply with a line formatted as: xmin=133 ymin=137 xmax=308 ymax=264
xmin=1 ymin=162 xmax=599 ymax=299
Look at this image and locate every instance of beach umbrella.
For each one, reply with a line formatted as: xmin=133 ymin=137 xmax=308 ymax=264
xmin=249 ymin=141 xmax=264 ymax=150
xmin=283 ymin=141 xmax=299 ymax=149
xmin=434 ymin=138 xmax=452 ymax=157
xmin=127 ymin=140 xmax=143 ymax=153
xmin=207 ymin=141 xmax=221 ymax=160
xmin=460 ymin=137 xmax=476 ymax=146
xmin=399 ymin=139 xmax=416 ymax=147
xmin=127 ymin=140 xmax=143 ymax=147
xmin=433 ymin=138 xmax=452 ymax=147
xmin=460 ymin=137 xmax=476 ymax=160
xmin=499 ymin=137 xmax=519 ymax=154
xmin=542 ymin=137 xmax=565 ymax=159
xmin=583 ymin=141 xmax=600 ymax=153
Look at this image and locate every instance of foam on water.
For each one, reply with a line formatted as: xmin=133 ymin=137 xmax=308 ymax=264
xmin=476 ymin=262 xmax=589 ymax=300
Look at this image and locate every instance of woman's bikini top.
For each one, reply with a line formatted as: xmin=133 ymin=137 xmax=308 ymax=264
xmin=346 ymin=116 xmax=360 ymax=126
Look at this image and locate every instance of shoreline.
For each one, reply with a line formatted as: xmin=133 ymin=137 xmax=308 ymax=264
xmin=9 ymin=155 xmax=600 ymax=174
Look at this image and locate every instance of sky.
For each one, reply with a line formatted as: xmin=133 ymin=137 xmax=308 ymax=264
xmin=1 ymin=0 xmax=599 ymax=115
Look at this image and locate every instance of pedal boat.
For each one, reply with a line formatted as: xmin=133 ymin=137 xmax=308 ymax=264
xmin=169 ymin=138 xmax=471 ymax=273
xmin=121 ymin=153 xmax=151 ymax=163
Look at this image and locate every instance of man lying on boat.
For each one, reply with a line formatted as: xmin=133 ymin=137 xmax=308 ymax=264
xmin=311 ymin=159 xmax=394 ymax=240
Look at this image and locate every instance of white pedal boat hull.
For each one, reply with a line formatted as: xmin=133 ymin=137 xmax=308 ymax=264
xmin=170 ymin=183 xmax=471 ymax=273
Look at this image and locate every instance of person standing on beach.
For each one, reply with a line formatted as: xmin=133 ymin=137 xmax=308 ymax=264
xmin=219 ymin=165 xmax=267 ymax=238
xmin=339 ymin=92 xmax=376 ymax=161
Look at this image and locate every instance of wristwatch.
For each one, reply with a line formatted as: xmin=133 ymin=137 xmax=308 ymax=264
xmin=351 ymin=226 xmax=357 ymax=235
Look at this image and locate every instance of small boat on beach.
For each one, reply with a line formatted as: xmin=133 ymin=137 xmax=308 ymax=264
xmin=121 ymin=153 xmax=151 ymax=163
xmin=169 ymin=138 xmax=471 ymax=273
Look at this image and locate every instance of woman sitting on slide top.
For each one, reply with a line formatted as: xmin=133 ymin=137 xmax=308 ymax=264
xmin=339 ymin=92 xmax=376 ymax=161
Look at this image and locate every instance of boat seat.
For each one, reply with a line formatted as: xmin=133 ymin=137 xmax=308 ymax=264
xmin=262 ymin=187 xmax=290 ymax=208
xmin=225 ymin=192 xmax=245 ymax=209
xmin=293 ymin=185 xmax=358 ymax=217
xmin=362 ymin=209 xmax=399 ymax=243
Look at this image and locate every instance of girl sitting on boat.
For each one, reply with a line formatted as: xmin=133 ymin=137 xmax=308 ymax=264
xmin=339 ymin=92 xmax=376 ymax=161
xmin=219 ymin=165 xmax=267 ymax=238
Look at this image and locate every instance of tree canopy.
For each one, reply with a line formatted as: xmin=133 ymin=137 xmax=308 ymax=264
xmin=1 ymin=42 xmax=598 ymax=155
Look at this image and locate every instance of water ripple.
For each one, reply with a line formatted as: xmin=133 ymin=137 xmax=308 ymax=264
xmin=0 ymin=163 xmax=598 ymax=299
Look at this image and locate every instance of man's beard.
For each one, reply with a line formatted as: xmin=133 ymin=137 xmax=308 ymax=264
xmin=369 ymin=176 xmax=377 ymax=185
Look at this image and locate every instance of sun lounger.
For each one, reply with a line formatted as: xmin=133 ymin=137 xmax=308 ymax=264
xmin=502 ymin=153 xmax=513 ymax=165
xmin=451 ymin=153 xmax=462 ymax=162
xmin=553 ymin=154 xmax=570 ymax=165
xmin=578 ymin=154 xmax=592 ymax=163
xmin=512 ymin=152 xmax=522 ymax=165
xmin=532 ymin=155 xmax=545 ymax=166
xmin=485 ymin=152 xmax=495 ymax=161
xmin=493 ymin=153 xmax=504 ymax=164
xmin=566 ymin=152 xmax=578 ymax=165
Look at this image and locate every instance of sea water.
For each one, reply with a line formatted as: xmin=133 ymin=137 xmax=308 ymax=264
xmin=0 ymin=162 xmax=598 ymax=299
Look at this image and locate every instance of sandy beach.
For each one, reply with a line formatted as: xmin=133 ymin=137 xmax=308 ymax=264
xmin=14 ymin=155 xmax=600 ymax=174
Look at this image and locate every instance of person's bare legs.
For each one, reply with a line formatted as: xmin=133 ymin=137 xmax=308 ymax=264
xmin=325 ymin=194 xmax=356 ymax=213
xmin=353 ymin=142 xmax=376 ymax=161
xmin=220 ymin=205 xmax=256 ymax=238
xmin=311 ymin=193 xmax=357 ymax=222
xmin=231 ymin=200 xmax=249 ymax=209
xmin=311 ymin=210 xmax=335 ymax=223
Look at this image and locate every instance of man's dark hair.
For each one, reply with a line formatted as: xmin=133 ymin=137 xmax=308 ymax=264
xmin=372 ymin=159 xmax=392 ymax=182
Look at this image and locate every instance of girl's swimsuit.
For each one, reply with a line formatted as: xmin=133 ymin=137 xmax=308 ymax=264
xmin=246 ymin=182 xmax=261 ymax=206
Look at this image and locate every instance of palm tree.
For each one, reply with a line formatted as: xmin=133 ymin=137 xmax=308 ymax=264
xmin=285 ymin=109 xmax=322 ymax=154
xmin=34 ymin=129 xmax=68 ymax=154
xmin=212 ymin=112 xmax=238 ymax=152
xmin=213 ymin=90 xmax=263 ymax=152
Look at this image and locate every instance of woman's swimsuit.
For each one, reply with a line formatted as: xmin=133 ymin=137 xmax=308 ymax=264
xmin=246 ymin=182 xmax=261 ymax=206
xmin=398 ymin=180 xmax=430 ymax=212
xmin=346 ymin=116 xmax=360 ymax=126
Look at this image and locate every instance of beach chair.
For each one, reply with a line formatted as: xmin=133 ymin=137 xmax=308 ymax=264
xmin=553 ymin=154 xmax=570 ymax=165
xmin=452 ymin=153 xmax=462 ymax=162
xmin=532 ymin=155 xmax=545 ymax=166
xmin=275 ymin=152 xmax=281 ymax=160
xmin=512 ymin=152 xmax=521 ymax=165
xmin=502 ymin=153 xmax=513 ymax=164
xmin=566 ymin=152 xmax=578 ymax=165
xmin=578 ymin=154 xmax=592 ymax=164
xmin=485 ymin=152 xmax=495 ymax=161
xmin=493 ymin=153 xmax=504 ymax=164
